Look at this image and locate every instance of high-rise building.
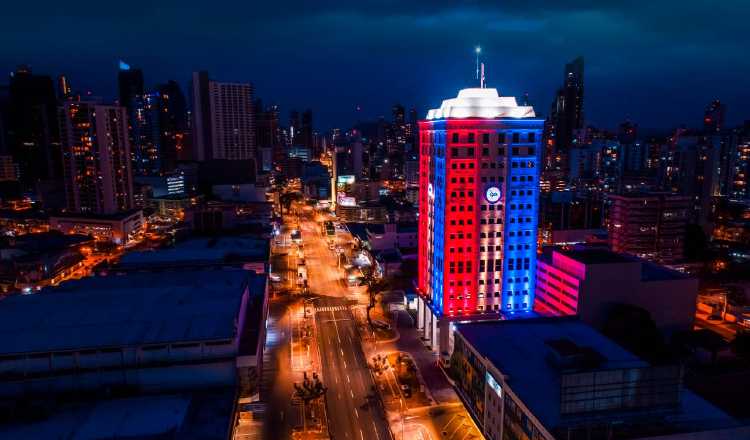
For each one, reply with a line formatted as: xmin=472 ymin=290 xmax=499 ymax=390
xmin=155 ymin=81 xmax=189 ymax=170
xmin=254 ymin=101 xmax=282 ymax=169
xmin=190 ymin=71 xmax=212 ymax=161
xmin=58 ymin=101 xmax=134 ymax=214
xmin=56 ymin=75 xmax=72 ymax=100
xmin=209 ymin=81 xmax=255 ymax=161
xmin=542 ymin=56 xmax=584 ymax=190
xmin=6 ymin=66 xmax=61 ymax=188
xmin=288 ymin=110 xmax=300 ymax=146
xmin=117 ymin=62 xmax=154 ymax=176
xmin=190 ymin=72 xmax=255 ymax=163
xmin=608 ymin=193 xmax=690 ymax=264
xmin=704 ymin=99 xmax=726 ymax=133
xmin=728 ymin=121 xmax=750 ymax=201
xmin=416 ymin=87 xmax=543 ymax=356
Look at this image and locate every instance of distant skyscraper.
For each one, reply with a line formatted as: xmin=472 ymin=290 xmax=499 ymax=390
xmin=59 ymin=101 xmax=134 ymax=214
xmin=703 ymin=99 xmax=726 ymax=133
xmin=56 ymin=75 xmax=72 ymax=100
xmin=301 ymin=109 xmax=314 ymax=152
xmin=117 ymin=62 xmax=144 ymax=112
xmin=155 ymin=81 xmax=188 ymax=170
xmin=391 ymin=104 xmax=407 ymax=151
xmin=118 ymin=63 xmax=153 ymax=175
xmin=289 ymin=110 xmax=300 ymax=145
xmin=190 ymin=71 xmax=213 ymax=161
xmin=6 ymin=65 xmax=62 ymax=188
xmin=255 ymin=100 xmax=282 ymax=168
xmin=190 ymin=72 xmax=255 ymax=162
xmin=728 ymin=121 xmax=750 ymax=201
xmin=208 ymin=81 xmax=255 ymax=160
xmin=542 ymin=56 xmax=584 ymax=190
xmin=417 ymin=86 xmax=543 ymax=355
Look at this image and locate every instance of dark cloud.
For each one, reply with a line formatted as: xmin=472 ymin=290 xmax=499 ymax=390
xmin=1 ymin=1 xmax=749 ymax=130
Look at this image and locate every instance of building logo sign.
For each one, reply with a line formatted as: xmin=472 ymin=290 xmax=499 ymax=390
xmin=485 ymin=186 xmax=501 ymax=204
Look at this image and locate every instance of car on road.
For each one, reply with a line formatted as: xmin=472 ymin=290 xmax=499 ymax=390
xmin=269 ymin=273 xmax=282 ymax=283
xmin=707 ymin=313 xmax=723 ymax=321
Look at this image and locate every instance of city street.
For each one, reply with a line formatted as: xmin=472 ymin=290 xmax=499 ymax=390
xmin=261 ymin=202 xmax=390 ymax=440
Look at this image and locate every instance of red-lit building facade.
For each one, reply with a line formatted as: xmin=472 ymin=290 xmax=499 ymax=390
xmin=416 ymin=88 xmax=543 ymax=355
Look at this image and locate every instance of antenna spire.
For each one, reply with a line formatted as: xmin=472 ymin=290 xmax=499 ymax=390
xmin=475 ymin=46 xmax=481 ymax=85
xmin=480 ymin=63 xmax=486 ymax=88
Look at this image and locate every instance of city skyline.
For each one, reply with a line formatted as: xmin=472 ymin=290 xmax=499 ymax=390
xmin=2 ymin=4 xmax=750 ymax=440
xmin=2 ymin=1 xmax=750 ymax=131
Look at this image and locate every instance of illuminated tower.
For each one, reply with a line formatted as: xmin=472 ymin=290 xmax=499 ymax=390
xmin=416 ymin=87 xmax=543 ymax=356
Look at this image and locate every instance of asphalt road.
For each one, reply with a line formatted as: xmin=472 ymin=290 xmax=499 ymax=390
xmin=315 ymin=295 xmax=391 ymax=440
xmin=299 ymin=208 xmax=391 ymax=440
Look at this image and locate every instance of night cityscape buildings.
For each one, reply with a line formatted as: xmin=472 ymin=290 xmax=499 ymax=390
xmin=2 ymin=5 xmax=750 ymax=438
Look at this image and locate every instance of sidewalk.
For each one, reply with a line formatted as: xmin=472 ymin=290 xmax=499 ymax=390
xmin=391 ymin=310 xmax=459 ymax=404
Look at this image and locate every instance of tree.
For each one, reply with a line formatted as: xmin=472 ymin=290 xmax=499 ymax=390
xmin=602 ymin=303 xmax=670 ymax=363
xmin=361 ymin=270 xmax=389 ymax=327
xmin=279 ymin=191 xmax=302 ymax=215
xmin=732 ymin=330 xmax=750 ymax=358
xmin=293 ymin=371 xmax=327 ymax=433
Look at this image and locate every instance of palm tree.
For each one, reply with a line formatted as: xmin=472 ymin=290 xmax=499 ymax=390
xmin=293 ymin=371 xmax=327 ymax=433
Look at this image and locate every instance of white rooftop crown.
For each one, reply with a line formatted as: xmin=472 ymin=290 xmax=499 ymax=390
xmin=426 ymin=88 xmax=536 ymax=120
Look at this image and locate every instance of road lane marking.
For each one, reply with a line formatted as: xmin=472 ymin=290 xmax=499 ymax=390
xmin=346 ymin=374 xmax=350 ymax=383
xmin=360 ymin=429 xmax=364 ymax=440
xmin=373 ymin=421 xmax=381 ymax=440
xmin=354 ymin=408 xmax=359 ymax=418
xmin=350 ymin=389 xmax=354 ymax=398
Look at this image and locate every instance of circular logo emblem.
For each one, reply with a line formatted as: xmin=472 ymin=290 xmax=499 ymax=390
xmin=485 ymin=186 xmax=501 ymax=204
xmin=428 ymin=183 xmax=434 ymax=199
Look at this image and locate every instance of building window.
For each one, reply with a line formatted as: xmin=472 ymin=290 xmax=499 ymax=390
xmin=482 ymin=148 xmax=489 ymax=156
xmin=498 ymin=133 xmax=506 ymax=143
xmin=452 ymin=133 xmax=459 ymax=143
xmin=528 ymin=132 xmax=536 ymax=142
xmin=468 ymin=133 xmax=475 ymax=143
xmin=512 ymin=133 xmax=520 ymax=143
xmin=482 ymin=133 xmax=490 ymax=144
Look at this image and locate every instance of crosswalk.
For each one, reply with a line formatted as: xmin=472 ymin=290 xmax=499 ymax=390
xmin=314 ymin=305 xmax=348 ymax=313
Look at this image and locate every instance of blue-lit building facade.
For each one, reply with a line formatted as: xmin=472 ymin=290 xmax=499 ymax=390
xmin=416 ymin=87 xmax=543 ymax=356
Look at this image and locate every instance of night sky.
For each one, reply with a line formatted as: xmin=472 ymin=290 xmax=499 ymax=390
xmin=2 ymin=1 xmax=749 ymax=132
